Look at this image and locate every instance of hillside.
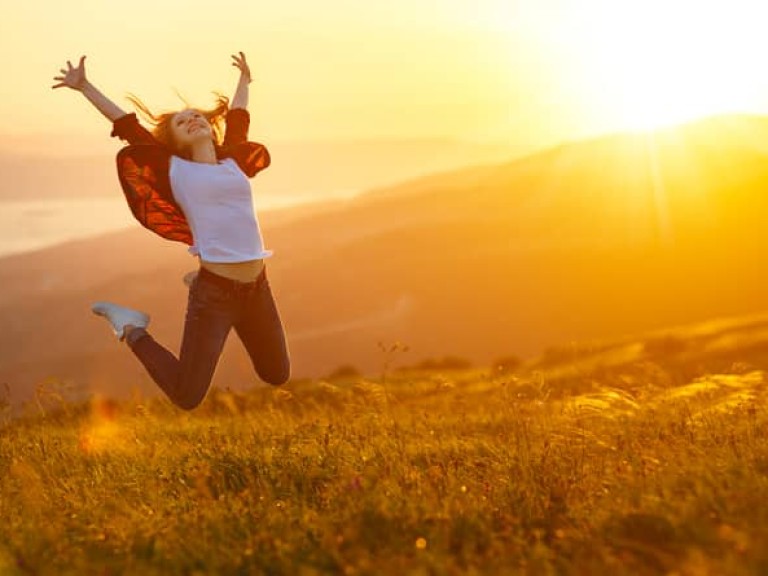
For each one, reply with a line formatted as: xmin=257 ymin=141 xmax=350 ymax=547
xmin=3 ymin=330 xmax=768 ymax=574
xmin=3 ymin=114 xmax=768 ymax=404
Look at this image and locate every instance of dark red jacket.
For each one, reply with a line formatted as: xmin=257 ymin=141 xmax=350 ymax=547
xmin=111 ymin=108 xmax=271 ymax=245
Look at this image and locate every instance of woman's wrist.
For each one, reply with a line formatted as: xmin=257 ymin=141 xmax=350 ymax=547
xmin=78 ymin=79 xmax=93 ymax=93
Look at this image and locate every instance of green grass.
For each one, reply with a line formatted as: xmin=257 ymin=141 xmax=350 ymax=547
xmin=3 ymin=357 xmax=768 ymax=574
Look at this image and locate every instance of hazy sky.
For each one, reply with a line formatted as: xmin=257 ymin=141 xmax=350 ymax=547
xmin=3 ymin=0 xmax=768 ymax=153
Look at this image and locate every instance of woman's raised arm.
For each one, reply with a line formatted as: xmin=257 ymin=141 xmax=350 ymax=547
xmin=229 ymin=51 xmax=251 ymax=111
xmin=52 ymin=55 xmax=127 ymax=122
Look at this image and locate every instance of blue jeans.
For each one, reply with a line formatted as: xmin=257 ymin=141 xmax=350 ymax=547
xmin=126 ymin=266 xmax=290 ymax=410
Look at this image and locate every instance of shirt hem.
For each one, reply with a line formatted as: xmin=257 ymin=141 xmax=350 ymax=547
xmin=188 ymin=248 xmax=275 ymax=262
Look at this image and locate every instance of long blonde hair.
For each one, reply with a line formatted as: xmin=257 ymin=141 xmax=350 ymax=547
xmin=125 ymin=92 xmax=230 ymax=159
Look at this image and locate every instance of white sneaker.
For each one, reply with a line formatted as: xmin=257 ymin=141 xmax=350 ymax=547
xmin=91 ymin=301 xmax=150 ymax=341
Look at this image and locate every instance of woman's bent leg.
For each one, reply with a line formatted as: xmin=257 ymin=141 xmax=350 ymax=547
xmin=127 ymin=277 xmax=234 ymax=410
xmin=234 ymin=271 xmax=291 ymax=386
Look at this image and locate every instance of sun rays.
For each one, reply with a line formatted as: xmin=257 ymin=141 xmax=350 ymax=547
xmin=525 ymin=0 xmax=768 ymax=133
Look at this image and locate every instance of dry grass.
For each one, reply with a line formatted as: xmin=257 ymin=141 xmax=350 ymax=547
xmin=2 ymin=358 xmax=768 ymax=575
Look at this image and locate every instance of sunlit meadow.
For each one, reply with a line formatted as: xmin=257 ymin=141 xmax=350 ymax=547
xmin=3 ymin=317 xmax=768 ymax=575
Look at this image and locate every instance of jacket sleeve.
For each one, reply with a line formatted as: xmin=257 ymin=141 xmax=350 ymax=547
xmin=110 ymin=113 xmax=159 ymax=145
xmin=116 ymin=145 xmax=194 ymax=245
xmin=229 ymin=142 xmax=271 ymax=178
xmin=222 ymin=107 xmax=250 ymax=147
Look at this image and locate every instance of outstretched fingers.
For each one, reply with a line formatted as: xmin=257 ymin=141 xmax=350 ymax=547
xmin=231 ymin=51 xmax=251 ymax=82
xmin=51 ymin=55 xmax=88 ymax=90
xmin=52 ymin=71 xmax=66 ymax=89
xmin=231 ymin=51 xmax=247 ymax=67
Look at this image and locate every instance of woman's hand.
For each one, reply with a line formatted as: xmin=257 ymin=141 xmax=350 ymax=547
xmin=52 ymin=55 xmax=89 ymax=91
xmin=231 ymin=52 xmax=252 ymax=84
xmin=51 ymin=55 xmax=126 ymax=121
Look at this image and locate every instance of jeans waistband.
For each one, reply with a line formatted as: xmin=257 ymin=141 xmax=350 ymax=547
xmin=197 ymin=265 xmax=267 ymax=293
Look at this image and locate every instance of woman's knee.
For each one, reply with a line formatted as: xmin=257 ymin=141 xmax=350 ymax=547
xmin=174 ymin=389 xmax=207 ymax=411
xmin=170 ymin=373 xmax=212 ymax=410
xmin=260 ymin=362 xmax=291 ymax=386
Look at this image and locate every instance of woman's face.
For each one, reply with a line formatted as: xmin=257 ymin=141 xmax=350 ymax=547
xmin=170 ymin=109 xmax=213 ymax=150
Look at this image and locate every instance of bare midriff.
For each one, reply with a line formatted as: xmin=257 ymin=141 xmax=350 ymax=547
xmin=200 ymin=258 xmax=265 ymax=282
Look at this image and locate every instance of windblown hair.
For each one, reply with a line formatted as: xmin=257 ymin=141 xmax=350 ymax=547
xmin=124 ymin=92 xmax=230 ymax=159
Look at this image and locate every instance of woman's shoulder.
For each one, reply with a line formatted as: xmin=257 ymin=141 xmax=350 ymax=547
xmin=117 ymin=145 xmax=173 ymax=180
xmin=111 ymin=113 xmax=163 ymax=147
xmin=220 ymin=141 xmax=271 ymax=178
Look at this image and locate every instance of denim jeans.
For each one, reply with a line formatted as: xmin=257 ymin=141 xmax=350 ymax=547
xmin=126 ymin=266 xmax=290 ymax=410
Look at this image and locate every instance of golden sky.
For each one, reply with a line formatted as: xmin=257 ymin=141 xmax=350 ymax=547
xmin=3 ymin=0 xmax=768 ymax=152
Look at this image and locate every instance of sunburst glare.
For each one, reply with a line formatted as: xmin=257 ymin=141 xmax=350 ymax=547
xmin=549 ymin=0 xmax=768 ymax=131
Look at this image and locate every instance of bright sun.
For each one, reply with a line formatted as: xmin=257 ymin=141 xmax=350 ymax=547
xmin=563 ymin=1 xmax=767 ymax=131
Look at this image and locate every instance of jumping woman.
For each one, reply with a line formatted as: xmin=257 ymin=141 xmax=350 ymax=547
xmin=52 ymin=53 xmax=291 ymax=410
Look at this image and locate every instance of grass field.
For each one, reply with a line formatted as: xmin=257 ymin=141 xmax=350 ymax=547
xmin=3 ymin=318 xmax=768 ymax=575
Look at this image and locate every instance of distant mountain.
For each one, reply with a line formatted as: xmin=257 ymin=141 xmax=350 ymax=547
xmin=0 ymin=137 xmax=521 ymax=203
xmin=4 ymin=114 xmax=768 ymax=406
